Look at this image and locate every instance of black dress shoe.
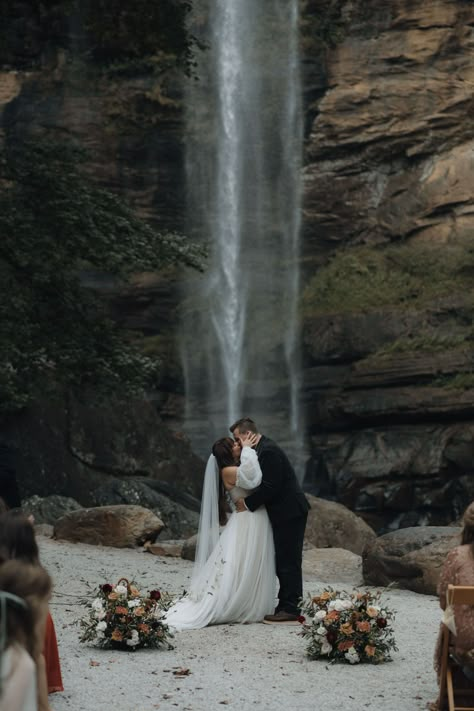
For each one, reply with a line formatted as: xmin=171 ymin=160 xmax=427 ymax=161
xmin=262 ymin=610 xmax=299 ymax=625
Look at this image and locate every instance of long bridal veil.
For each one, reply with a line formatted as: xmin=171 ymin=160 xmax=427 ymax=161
xmin=190 ymin=454 xmax=220 ymax=590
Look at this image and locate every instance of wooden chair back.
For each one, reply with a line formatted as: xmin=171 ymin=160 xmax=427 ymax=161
xmin=438 ymin=585 xmax=474 ymax=711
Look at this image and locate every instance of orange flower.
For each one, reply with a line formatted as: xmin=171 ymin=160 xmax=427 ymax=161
xmin=115 ymin=606 xmax=128 ymax=615
xmin=337 ymin=640 xmax=354 ymax=652
xmin=111 ymin=629 xmax=123 ymax=642
xmin=108 ymin=592 xmax=119 ymax=601
xmin=340 ymin=623 xmax=354 ymax=635
xmin=356 ymin=621 xmax=371 ymax=633
xmin=134 ymin=607 xmax=145 ymax=617
xmin=130 ymin=586 xmax=141 ymax=598
xmin=319 ymin=591 xmax=333 ymax=602
xmin=365 ymin=645 xmax=376 ymax=657
xmin=326 ymin=610 xmax=340 ymax=621
xmin=367 ymin=607 xmax=379 ymax=618
xmin=138 ymin=623 xmax=150 ymax=633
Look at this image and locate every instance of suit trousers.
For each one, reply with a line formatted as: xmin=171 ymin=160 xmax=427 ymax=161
xmin=272 ymin=511 xmax=308 ymax=615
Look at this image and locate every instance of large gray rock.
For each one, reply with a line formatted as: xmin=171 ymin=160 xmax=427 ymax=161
xmin=0 ymin=397 xmax=204 ymax=508
xmin=304 ymin=495 xmax=376 ymax=555
xmin=92 ymin=478 xmax=200 ymax=540
xmin=54 ymin=505 xmax=164 ymax=548
xmin=22 ymin=495 xmax=83 ymax=525
xmin=362 ymin=526 xmax=462 ymax=594
xmin=181 ymin=534 xmax=198 ymax=562
xmin=305 ymin=422 xmax=474 ymax=532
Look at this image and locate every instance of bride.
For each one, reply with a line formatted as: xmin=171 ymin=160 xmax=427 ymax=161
xmin=165 ymin=433 xmax=276 ymax=630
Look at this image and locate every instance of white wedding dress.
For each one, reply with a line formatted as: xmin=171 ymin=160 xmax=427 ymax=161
xmin=165 ymin=448 xmax=276 ymax=630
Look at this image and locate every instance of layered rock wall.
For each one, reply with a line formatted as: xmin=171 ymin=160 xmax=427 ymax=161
xmin=301 ymin=0 xmax=474 ymax=529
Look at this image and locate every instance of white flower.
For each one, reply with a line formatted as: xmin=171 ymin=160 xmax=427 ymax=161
xmin=128 ymin=599 xmax=140 ymax=608
xmin=96 ymin=621 xmax=107 ymax=632
xmin=91 ymin=598 xmax=103 ymax=611
xmin=116 ymin=585 xmax=128 ymax=597
xmin=345 ymin=648 xmax=360 ymax=664
xmin=315 ymin=610 xmax=327 ymax=621
xmin=316 ymin=626 xmax=327 ymax=637
xmin=341 ymin=600 xmax=353 ymax=610
xmin=96 ymin=631 xmax=105 ymax=640
xmin=126 ymin=630 xmax=140 ymax=647
xmin=153 ymin=607 xmax=163 ymax=620
xmin=328 ymin=599 xmax=346 ymax=612
xmin=379 ymin=609 xmax=387 ymax=619
xmin=321 ymin=640 xmax=332 ymax=655
xmin=96 ymin=610 xmax=106 ymax=621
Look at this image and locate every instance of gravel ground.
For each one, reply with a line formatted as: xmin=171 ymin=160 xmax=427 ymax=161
xmin=40 ymin=535 xmax=440 ymax=711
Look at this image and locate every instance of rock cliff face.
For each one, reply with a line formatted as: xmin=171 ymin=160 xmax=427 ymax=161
xmin=301 ymin=0 xmax=474 ymax=529
xmin=1 ymin=0 xmax=473 ymax=528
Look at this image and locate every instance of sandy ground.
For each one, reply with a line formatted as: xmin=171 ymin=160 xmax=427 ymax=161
xmin=40 ymin=535 xmax=440 ymax=711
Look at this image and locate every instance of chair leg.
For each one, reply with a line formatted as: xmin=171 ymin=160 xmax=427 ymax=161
xmin=447 ymin=665 xmax=455 ymax=711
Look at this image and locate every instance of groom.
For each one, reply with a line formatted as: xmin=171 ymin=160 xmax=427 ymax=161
xmin=230 ymin=417 xmax=310 ymax=624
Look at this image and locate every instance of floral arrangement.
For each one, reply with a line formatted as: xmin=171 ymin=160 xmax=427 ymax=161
xmin=79 ymin=578 xmax=174 ymax=651
xmin=299 ymin=588 xmax=397 ymax=664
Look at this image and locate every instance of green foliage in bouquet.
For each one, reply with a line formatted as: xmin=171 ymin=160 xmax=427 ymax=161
xmin=299 ymin=588 xmax=397 ymax=664
xmin=79 ymin=578 xmax=174 ymax=651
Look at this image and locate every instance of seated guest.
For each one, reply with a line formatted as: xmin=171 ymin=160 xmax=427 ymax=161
xmin=435 ymin=501 xmax=474 ymax=686
xmin=0 ymin=560 xmax=52 ymax=711
xmin=0 ymin=512 xmax=63 ymax=697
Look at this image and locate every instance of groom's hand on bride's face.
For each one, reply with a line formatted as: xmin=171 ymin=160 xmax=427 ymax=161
xmin=239 ymin=432 xmax=258 ymax=448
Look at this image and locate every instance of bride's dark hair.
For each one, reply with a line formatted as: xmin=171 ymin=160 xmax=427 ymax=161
xmin=212 ymin=437 xmax=235 ymax=468
xmin=212 ymin=437 xmax=236 ymax=526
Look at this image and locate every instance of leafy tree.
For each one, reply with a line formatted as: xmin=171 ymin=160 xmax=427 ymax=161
xmin=0 ymin=137 xmax=204 ymax=412
xmin=0 ymin=0 xmax=199 ymax=74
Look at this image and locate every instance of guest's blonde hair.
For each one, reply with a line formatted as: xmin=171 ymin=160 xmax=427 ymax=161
xmin=0 ymin=560 xmax=51 ymax=658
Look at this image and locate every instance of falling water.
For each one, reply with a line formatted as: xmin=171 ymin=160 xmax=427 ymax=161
xmin=180 ymin=0 xmax=306 ymax=473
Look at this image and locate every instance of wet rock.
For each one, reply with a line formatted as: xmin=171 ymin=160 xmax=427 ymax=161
xmin=22 ymin=495 xmax=83 ymax=525
xmin=362 ymin=526 xmax=462 ymax=594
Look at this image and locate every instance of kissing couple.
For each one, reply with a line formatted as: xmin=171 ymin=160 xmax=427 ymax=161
xmin=165 ymin=417 xmax=310 ymax=630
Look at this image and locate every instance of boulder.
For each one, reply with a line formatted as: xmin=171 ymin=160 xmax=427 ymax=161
xmin=181 ymin=534 xmax=198 ymax=562
xmin=54 ymin=505 xmax=164 ymax=548
xmin=22 ymin=495 xmax=83 ymax=525
xmin=304 ymin=495 xmax=376 ymax=555
xmin=34 ymin=524 xmax=54 ymax=538
xmin=303 ymin=547 xmax=363 ymax=586
xmin=362 ymin=526 xmax=462 ymax=594
xmin=92 ymin=478 xmax=200 ymax=540
xmin=144 ymin=540 xmax=184 ymax=558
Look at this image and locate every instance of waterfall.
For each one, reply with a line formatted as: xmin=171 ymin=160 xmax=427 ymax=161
xmin=180 ymin=0 xmax=305 ymax=473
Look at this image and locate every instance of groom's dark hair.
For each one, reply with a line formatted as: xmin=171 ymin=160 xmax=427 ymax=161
xmin=229 ymin=417 xmax=258 ymax=435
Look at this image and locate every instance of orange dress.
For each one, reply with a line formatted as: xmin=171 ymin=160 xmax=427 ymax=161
xmin=43 ymin=611 xmax=64 ymax=693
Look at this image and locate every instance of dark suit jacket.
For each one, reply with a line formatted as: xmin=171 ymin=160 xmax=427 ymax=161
xmin=244 ymin=436 xmax=310 ymax=525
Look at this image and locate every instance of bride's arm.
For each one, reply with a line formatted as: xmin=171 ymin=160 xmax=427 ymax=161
xmin=236 ymin=446 xmax=262 ymax=489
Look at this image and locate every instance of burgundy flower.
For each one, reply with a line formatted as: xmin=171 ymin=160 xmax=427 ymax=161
xmin=376 ymin=617 xmax=387 ymax=629
xmin=149 ymin=590 xmax=161 ymax=601
xmin=101 ymin=584 xmax=113 ymax=594
xmin=326 ymin=630 xmax=337 ymax=644
xmin=297 ymin=615 xmax=306 ymax=624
